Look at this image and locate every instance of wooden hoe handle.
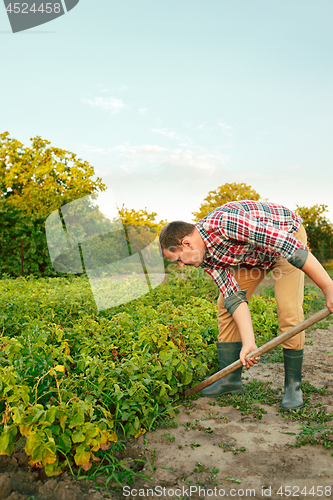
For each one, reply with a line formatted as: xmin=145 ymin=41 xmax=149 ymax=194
xmin=184 ymin=307 xmax=332 ymax=398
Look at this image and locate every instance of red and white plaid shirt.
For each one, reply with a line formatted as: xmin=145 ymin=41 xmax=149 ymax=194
xmin=195 ymin=201 xmax=308 ymax=299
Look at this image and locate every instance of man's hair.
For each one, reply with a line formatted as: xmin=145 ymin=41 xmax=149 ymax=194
xmin=159 ymin=221 xmax=196 ymax=251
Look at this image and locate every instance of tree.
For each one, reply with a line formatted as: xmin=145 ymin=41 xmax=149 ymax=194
xmin=295 ymin=204 xmax=333 ymax=261
xmin=0 ymin=201 xmax=57 ymax=277
xmin=111 ymin=205 xmax=168 ymax=274
xmin=117 ymin=205 xmax=167 ymax=259
xmin=117 ymin=204 xmax=167 ymax=234
xmin=0 ymin=131 xmax=106 ymax=217
xmin=192 ymin=182 xmax=261 ymax=221
xmin=0 ymin=132 xmax=107 ymax=276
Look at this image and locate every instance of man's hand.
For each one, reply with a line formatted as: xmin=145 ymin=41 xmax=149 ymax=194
xmin=240 ymin=343 xmax=260 ymax=369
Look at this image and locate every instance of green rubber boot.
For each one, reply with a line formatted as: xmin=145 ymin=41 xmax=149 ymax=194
xmin=281 ymin=348 xmax=304 ymax=410
xmin=200 ymin=342 xmax=243 ymax=398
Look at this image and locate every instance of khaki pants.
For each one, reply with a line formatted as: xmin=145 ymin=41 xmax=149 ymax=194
xmin=217 ymin=225 xmax=307 ymax=350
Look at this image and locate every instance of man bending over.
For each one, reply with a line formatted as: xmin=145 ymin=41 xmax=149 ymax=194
xmin=159 ymin=201 xmax=333 ymax=410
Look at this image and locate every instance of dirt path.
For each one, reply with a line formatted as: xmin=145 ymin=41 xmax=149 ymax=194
xmin=1 ymin=322 xmax=333 ymax=500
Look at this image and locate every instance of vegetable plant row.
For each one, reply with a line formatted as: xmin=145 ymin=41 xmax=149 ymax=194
xmin=0 ymin=269 xmax=316 ymax=476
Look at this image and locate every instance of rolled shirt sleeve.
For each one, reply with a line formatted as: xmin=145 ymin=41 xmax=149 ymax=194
xmin=286 ymin=248 xmax=309 ymax=269
xmin=202 ymin=267 xmax=249 ymax=316
xmin=224 ymin=290 xmax=248 ymax=316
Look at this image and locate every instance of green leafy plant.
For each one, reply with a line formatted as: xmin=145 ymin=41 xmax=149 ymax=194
xmin=218 ymin=443 xmax=246 ymax=454
xmin=0 ymin=267 xmax=331 ymax=478
xmin=0 ymin=272 xmax=219 ymax=475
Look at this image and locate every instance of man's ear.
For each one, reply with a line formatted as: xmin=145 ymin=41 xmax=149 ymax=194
xmin=181 ymin=237 xmax=192 ymax=248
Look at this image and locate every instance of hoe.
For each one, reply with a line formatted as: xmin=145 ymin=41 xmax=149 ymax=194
xmin=184 ymin=307 xmax=332 ymax=398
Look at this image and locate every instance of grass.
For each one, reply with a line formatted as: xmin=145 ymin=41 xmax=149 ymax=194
xmin=214 ymin=379 xmax=282 ymax=420
xmin=75 ymin=438 xmax=154 ymax=490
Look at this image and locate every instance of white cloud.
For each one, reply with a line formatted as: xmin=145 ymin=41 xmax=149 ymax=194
xmin=118 ymin=84 xmax=129 ymax=92
xmin=218 ymin=121 xmax=234 ymax=137
xmin=183 ymin=121 xmax=207 ymax=131
xmin=79 ymin=145 xmax=107 ymax=154
xmin=218 ymin=122 xmax=233 ymax=130
xmin=93 ymin=144 xmax=229 ymax=221
xmin=96 ymin=84 xmax=129 ymax=93
xmin=79 ymin=143 xmax=130 ymax=155
xmin=161 ymin=148 xmax=225 ymax=173
xmin=139 ymin=108 xmax=148 ymax=114
xmin=278 ymin=165 xmax=299 ymax=172
xmin=88 ymin=142 xmax=333 ymax=224
xmin=120 ymin=145 xmax=167 ymax=156
xmin=83 ymin=96 xmax=126 ymax=113
xmin=108 ymin=143 xmax=227 ymax=174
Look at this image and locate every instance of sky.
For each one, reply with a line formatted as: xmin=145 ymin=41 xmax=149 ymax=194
xmin=1 ymin=0 xmax=333 ymax=224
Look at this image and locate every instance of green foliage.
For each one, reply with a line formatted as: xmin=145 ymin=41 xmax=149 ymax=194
xmin=296 ymin=204 xmax=333 ymax=262
xmin=253 ymin=283 xmax=332 ymax=362
xmin=193 ymin=462 xmax=219 ymax=474
xmin=0 ymin=272 xmax=220 ymax=475
xmin=0 ymin=269 xmax=329 ymax=476
xmin=293 ymin=423 xmax=333 ymax=451
xmin=117 ymin=204 xmax=167 ymax=234
xmin=0 ymin=132 xmax=106 ymax=217
xmin=87 ymin=204 xmax=168 ymax=278
xmin=0 ymin=132 xmax=106 ymax=277
xmin=192 ymin=182 xmax=261 ymax=221
xmin=0 ymin=324 xmax=117 ymax=475
xmin=0 ymin=202 xmax=58 ymax=277
xmin=303 ymin=284 xmax=328 ymax=317
xmin=260 ymin=282 xmax=328 ymax=316
xmin=324 ymin=264 xmax=333 ymax=280
xmin=248 ymin=295 xmax=279 ymax=346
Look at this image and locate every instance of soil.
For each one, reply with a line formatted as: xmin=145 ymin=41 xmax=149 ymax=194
xmin=1 ymin=322 xmax=333 ymax=500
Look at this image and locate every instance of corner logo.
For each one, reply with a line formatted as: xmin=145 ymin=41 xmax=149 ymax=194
xmin=45 ymin=191 xmax=165 ymax=311
xmin=3 ymin=0 xmax=80 ymax=33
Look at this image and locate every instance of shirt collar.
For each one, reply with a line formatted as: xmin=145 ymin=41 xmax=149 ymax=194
xmin=195 ymin=223 xmax=215 ymax=248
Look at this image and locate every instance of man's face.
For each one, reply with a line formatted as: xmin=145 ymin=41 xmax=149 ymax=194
xmin=163 ymin=233 xmax=207 ymax=268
